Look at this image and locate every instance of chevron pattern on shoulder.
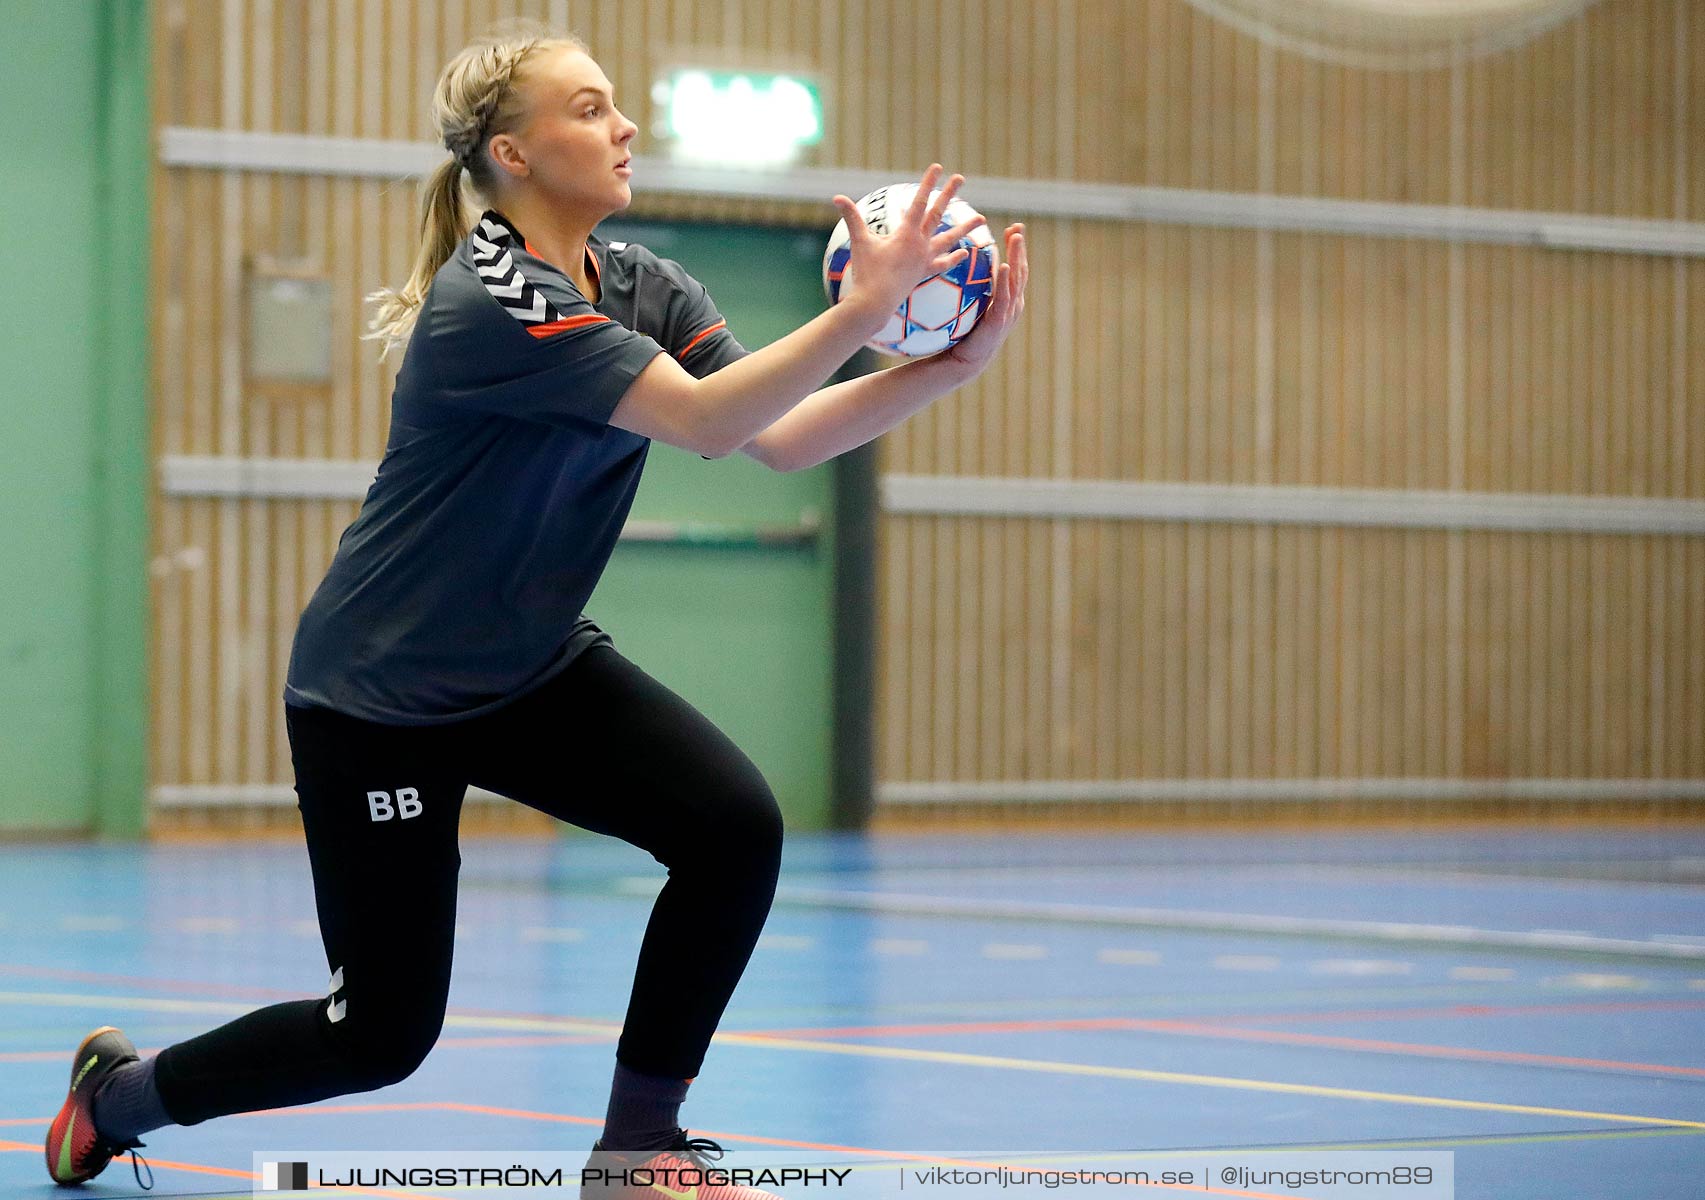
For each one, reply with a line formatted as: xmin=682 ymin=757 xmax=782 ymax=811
xmin=472 ymin=216 xmax=558 ymax=328
xmin=470 ymin=215 xmax=615 ymax=342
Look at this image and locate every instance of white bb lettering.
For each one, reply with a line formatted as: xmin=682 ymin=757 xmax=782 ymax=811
xmin=366 ymin=789 xmax=422 ymax=821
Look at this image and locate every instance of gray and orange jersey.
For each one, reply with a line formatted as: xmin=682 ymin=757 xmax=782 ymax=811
xmin=285 ymin=209 xmax=749 ymax=725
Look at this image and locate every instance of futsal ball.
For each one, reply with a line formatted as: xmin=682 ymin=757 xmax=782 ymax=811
xmin=823 ymin=183 xmax=999 ymax=358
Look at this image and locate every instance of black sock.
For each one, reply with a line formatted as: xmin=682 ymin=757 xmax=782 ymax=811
xmin=91 ymin=1057 xmax=174 ymax=1143
xmin=598 ymin=1062 xmax=690 ymax=1152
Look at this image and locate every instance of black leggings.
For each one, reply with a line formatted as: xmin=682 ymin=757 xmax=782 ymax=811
xmin=153 ymin=643 xmax=784 ymax=1127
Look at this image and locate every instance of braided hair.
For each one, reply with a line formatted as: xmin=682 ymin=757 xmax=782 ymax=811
xmin=366 ymin=28 xmax=589 ymax=359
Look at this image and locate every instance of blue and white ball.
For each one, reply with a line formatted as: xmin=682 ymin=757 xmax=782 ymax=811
xmin=823 ymin=183 xmax=999 ymax=358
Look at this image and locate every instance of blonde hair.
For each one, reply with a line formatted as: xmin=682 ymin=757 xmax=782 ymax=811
xmin=365 ymin=27 xmax=589 ymax=359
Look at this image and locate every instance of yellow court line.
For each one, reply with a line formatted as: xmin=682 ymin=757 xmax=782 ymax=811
xmin=0 ymin=990 xmax=260 ymax=1016
xmin=11 ymin=989 xmax=1703 ymax=1131
xmin=711 ymin=1033 xmax=1705 ymax=1130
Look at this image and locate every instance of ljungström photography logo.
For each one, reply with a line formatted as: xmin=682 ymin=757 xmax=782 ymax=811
xmin=259 ymin=1160 xmax=308 ymax=1191
xmin=251 ymin=1148 xmax=1454 ymax=1198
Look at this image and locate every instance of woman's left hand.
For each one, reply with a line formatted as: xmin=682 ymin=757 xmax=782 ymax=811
xmin=938 ymin=223 xmax=1028 ymax=378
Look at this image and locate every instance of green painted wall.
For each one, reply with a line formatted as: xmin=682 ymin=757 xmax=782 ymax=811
xmin=0 ymin=2 xmax=150 ymax=837
xmin=0 ymin=20 xmax=827 ymax=837
xmin=587 ymin=221 xmax=837 ymax=829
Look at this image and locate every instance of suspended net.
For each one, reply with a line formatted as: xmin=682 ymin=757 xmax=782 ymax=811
xmin=1177 ymin=0 xmax=1603 ymax=69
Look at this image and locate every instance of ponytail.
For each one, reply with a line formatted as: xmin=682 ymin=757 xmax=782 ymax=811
xmin=364 ymin=156 xmax=471 ymax=360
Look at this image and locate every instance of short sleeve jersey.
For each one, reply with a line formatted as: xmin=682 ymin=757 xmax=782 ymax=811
xmin=284 ymin=209 xmax=749 ymax=724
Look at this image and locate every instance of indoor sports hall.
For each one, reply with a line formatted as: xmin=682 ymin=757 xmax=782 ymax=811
xmin=2 ymin=2 xmax=1702 ymax=1199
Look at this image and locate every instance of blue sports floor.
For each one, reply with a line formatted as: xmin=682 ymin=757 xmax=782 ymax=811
xmin=3 ymin=824 xmax=1703 ymax=1198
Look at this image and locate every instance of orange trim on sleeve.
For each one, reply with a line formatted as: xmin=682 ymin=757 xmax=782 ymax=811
xmin=527 ymin=313 xmax=613 ymax=338
xmin=676 ymin=319 xmax=727 ymax=359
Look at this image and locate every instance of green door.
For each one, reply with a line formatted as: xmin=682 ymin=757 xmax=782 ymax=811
xmin=583 ymin=221 xmax=836 ymax=829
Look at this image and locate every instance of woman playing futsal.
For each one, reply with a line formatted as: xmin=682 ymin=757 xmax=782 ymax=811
xmin=46 ymin=29 xmax=1026 ymax=1199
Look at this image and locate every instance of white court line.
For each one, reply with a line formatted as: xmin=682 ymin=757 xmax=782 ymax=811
xmin=1098 ymin=949 xmax=1162 ymax=966
xmin=870 ymin=939 xmax=929 ymax=957
xmin=1309 ymin=959 xmax=1415 ymax=977
xmin=174 ymin=917 xmax=239 ymax=934
xmin=756 ymin=934 xmax=815 ymax=951
xmin=1546 ymin=973 xmax=1647 ymax=991
xmin=57 ymin=916 xmax=126 ymax=932
xmin=982 ymin=943 xmax=1049 ymax=961
xmin=1448 ymin=966 xmax=1517 ymax=981
xmin=287 ymin=919 xmax=321 ymax=938
xmin=521 ymin=926 xmax=585 ymax=942
xmin=1214 ymin=955 xmax=1282 ymax=972
xmin=770 ymin=886 xmax=1705 ymax=963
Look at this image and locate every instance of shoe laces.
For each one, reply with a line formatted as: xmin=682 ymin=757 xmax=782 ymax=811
xmin=670 ymin=1134 xmax=726 ymax=1174
xmin=103 ymin=1136 xmax=154 ymax=1191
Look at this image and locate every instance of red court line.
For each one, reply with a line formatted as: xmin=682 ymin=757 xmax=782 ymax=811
xmin=13 ymin=959 xmax=1704 ymax=1080
xmin=1187 ymin=998 xmax=1705 ymax=1024
xmin=431 ymin=1101 xmax=599 ymax=1130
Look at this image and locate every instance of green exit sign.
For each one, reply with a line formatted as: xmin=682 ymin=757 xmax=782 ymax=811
xmin=652 ymin=69 xmax=824 ymax=167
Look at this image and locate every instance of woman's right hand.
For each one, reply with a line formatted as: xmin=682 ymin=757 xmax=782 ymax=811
xmin=830 ymin=164 xmax=988 ymax=327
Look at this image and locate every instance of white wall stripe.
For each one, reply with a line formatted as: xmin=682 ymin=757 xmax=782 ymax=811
xmin=159 ymin=458 xmax=1705 ymax=536
xmin=157 ymin=127 xmax=1705 ymax=258
xmin=162 ymin=456 xmax=378 ymax=498
xmin=877 ymin=777 xmax=1705 ymax=805
xmin=152 ymin=783 xmax=514 ymax=808
xmin=882 ymin=475 xmax=1705 ymax=536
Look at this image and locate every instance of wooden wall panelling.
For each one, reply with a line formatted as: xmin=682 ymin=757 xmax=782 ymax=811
xmin=152 ymin=0 xmax=1705 ymax=819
